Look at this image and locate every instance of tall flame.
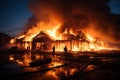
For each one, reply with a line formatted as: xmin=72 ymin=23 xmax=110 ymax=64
xmin=46 ymin=24 xmax=61 ymax=40
xmin=10 ymin=16 xmax=117 ymax=52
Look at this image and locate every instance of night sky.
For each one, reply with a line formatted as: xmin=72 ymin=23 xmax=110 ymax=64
xmin=0 ymin=0 xmax=120 ymax=36
xmin=0 ymin=0 xmax=32 ymax=35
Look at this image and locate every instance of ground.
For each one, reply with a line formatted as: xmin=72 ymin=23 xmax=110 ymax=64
xmin=0 ymin=50 xmax=120 ymax=80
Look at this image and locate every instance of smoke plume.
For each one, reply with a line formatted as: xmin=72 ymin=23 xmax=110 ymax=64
xmin=25 ymin=0 xmax=120 ymax=44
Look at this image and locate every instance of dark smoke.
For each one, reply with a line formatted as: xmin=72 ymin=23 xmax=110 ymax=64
xmin=25 ymin=0 xmax=120 ymax=43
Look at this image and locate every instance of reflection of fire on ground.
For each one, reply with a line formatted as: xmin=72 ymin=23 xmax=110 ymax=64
xmin=7 ymin=49 xmax=108 ymax=80
xmin=47 ymin=61 xmax=79 ymax=80
xmin=9 ymin=53 xmax=32 ymax=66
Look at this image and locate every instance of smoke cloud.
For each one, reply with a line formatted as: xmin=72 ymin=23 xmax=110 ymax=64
xmin=25 ymin=0 xmax=120 ymax=43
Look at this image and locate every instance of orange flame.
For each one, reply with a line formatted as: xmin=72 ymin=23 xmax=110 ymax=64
xmin=10 ymin=38 xmax=15 ymax=44
xmin=10 ymin=16 xmax=117 ymax=52
xmin=46 ymin=24 xmax=61 ymax=40
xmin=9 ymin=55 xmax=14 ymax=61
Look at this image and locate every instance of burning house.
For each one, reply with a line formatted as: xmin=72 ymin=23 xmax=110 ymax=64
xmin=10 ymin=0 xmax=120 ymax=52
xmin=11 ymin=28 xmax=104 ymax=52
xmin=1 ymin=0 xmax=120 ymax=80
xmin=32 ymin=31 xmax=53 ymax=50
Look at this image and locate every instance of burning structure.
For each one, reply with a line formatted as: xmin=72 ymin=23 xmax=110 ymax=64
xmin=1 ymin=1 xmax=120 ymax=80
xmin=11 ymin=28 xmax=105 ymax=52
xmin=10 ymin=0 xmax=120 ymax=52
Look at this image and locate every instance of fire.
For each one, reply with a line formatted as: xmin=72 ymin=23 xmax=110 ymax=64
xmin=10 ymin=38 xmax=15 ymax=44
xmin=63 ymin=28 xmax=68 ymax=34
xmin=46 ymin=24 xmax=61 ymax=40
xmin=17 ymin=22 xmax=61 ymax=42
xmin=17 ymin=35 xmax=25 ymax=39
xmin=9 ymin=55 xmax=14 ymax=61
xmin=24 ymin=33 xmax=39 ymax=42
xmin=85 ymin=33 xmax=106 ymax=51
xmin=86 ymin=33 xmax=95 ymax=42
xmin=70 ymin=29 xmax=75 ymax=35
xmin=72 ymin=45 xmax=80 ymax=51
xmin=11 ymin=27 xmax=108 ymax=52
xmin=50 ymin=62 xmax=63 ymax=67
xmin=10 ymin=15 xmax=116 ymax=52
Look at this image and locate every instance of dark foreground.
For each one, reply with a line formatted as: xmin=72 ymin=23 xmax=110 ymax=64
xmin=0 ymin=50 xmax=120 ymax=80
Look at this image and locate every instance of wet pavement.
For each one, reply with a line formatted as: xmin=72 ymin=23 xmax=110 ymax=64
xmin=0 ymin=51 xmax=120 ymax=80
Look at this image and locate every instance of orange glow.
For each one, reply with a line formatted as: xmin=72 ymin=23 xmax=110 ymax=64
xmin=85 ymin=65 xmax=95 ymax=71
xmin=24 ymin=42 xmax=32 ymax=50
xmin=47 ymin=61 xmax=63 ymax=80
xmin=72 ymin=45 xmax=80 ymax=51
xmin=46 ymin=24 xmax=61 ymax=40
xmin=16 ymin=60 xmax=24 ymax=66
xmin=63 ymin=28 xmax=68 ymax=34
xmin=70 ymin=29 xmax=75 ymax=35
xmin=10 ymin=38 xmax=15 ymax=44
xmin=46 ymin=71 xmax=58 ymax=80
xmin=10 ymin=15 xmax=118 ymax=52
xmin=9 ymin=55 xmax=14 ymax=61
xmin=12 ymin=28 xmax=110 ymax=51
xmin=35 ymin=54 xmax=40 ymax=60
xmin=9 ymin=53 xmax=32 ymax=66
xmin=49 ymin=61 xmax=63 ymax=67
xmin=17 ymin=35 xmax=25 ymax=39
xmin=24 ymin=33 xmax=39 ymax=42
xmin=23 ymin=53 xmax=32 ymax=66
xmin=70 ymin=68 xmax=77 ymax=75
xmin=86 ymin=33 xmax=95 ymax=42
